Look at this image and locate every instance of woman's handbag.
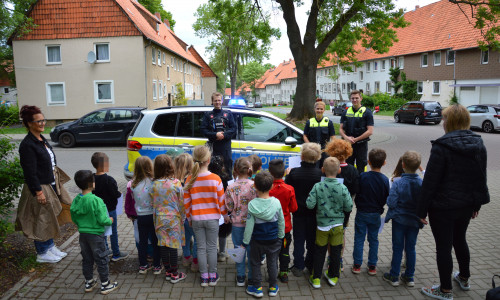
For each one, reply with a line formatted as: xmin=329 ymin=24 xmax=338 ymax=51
xmin=486 ymin=275 xmax=500 ymax=300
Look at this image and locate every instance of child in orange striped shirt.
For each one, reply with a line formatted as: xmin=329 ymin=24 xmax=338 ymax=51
xmin=183 ymin=145 xmax=230 ymax=287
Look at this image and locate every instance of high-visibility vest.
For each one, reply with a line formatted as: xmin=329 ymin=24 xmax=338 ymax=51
xmin=309 ymin=116 xmax=330 ymax=127
xmin=345 ymin=106 xmax=366 ymax=118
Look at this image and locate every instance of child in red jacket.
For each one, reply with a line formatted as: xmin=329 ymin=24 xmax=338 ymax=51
xmin=269 ymin=159 xmax=298 ymax=283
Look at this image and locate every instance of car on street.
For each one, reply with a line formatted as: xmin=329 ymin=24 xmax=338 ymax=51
xmin=124 ymin=106 xmax=304 ymax=179
xmin=467 ymin=104 xmax=500 ymax=133
xmin=254 ymin=101 xmax=263 ymax=108
xmin=332 ymin=102 xmax=353 ymax=116
xmin=247 ymin=102 xmax=254 ymax=108
xmin=50 ymin=107 xmax=145 ymax=147
xmin=394 ymin=101 xmax=442 ymax=125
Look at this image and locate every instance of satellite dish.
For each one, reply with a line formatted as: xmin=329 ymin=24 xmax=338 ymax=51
xmin=87 ymin=51 xmax=96 ymax=64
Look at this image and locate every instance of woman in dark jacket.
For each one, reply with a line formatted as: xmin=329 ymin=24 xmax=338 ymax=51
xmin=418 ymin=104 xmax=489 ymax=300
xmin=17 ymin=105 xmax=72 ymax=263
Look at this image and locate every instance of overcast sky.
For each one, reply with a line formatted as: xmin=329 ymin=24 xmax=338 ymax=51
xmin=161 ymin=0 xmax=439 ymax=66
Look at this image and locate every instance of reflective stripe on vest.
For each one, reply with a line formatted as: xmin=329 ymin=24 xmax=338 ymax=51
xmin=346 ymin=106 xmax=366 ymax=118
xmin=309 ymin=117 xmax=330 ymax=127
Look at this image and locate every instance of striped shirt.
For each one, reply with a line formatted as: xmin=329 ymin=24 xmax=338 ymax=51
xmin=184 ymin=171 xmax=227 ymax=221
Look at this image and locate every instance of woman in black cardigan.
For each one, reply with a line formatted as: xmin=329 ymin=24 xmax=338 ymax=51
xmin=418 ymin=104 xmax=490 ymax=300
xmin=17 ymin=105 xmax=71 ymax=263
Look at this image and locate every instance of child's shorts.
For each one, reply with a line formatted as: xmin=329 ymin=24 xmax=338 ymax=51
xmin=315 ymin=226 xmax=343 ymax=247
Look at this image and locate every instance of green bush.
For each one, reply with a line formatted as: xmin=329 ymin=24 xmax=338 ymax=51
xmin=362 ymin=93 xmax=406 ymax=111
xmin=0 ymin=137 xmax=24 ymax=218
xmin=0 ymin=105 xmax=20 ymax=126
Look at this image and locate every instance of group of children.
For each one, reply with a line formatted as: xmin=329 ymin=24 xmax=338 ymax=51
xmin=69 ymin=140 xmax=426 ymax=297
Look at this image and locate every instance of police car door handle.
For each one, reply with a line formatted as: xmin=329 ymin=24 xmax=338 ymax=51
xmin=245 ymin=146 xmax=254 ymax=149
xmin=179 ymin=143 xmax=194 ymax=149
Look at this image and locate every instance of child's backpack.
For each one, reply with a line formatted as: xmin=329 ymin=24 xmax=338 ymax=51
xmin=486 ymin=275 xmax=500 ymax=300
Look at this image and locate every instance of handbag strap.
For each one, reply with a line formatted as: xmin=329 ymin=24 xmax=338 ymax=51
xmin=493 ymin=274 xmax=500 ymax=288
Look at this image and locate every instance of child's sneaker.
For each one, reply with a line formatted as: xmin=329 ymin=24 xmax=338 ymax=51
xmin=383 ymin=273 xmax=400 ymax=287
xmin=453 ymin=271 xmax=470 ymax=291
xmin=400 ymin=275 xmax=415 ymax=287
xmin=324 ymin=270 xmax=339 ymax=286
xmin=138 ymin=264 xmax=152 ymax=274
xmin=49 ymin=246 xmax=67 ymax=259
xmin=421 ymin=285 xmax=453 ymax=300
xmin=209 ymin=273 xmax=220 ymax=286
xmin=100 ymin=280 xmax=118 ymax=295
xmin=351 ymin=264 xmax=361 ymax=274
xmin=268 ymin=284 xmax=279 ymax=297
xmin=170 ymin=272 xmax=186 ymax=283
xmin=368 ymin=265 xmax=377 ymax=276
xmin=153 ymin=266 xmax=163 ymax=275
xmin=278 ymin=271 xmax=288 ymax=283
xmin=165 ymin=271 xmax=172 ymax=281
xmin=217 ymin=252 xmax=227 ymax=262
xmin=84 ymin=278 xmax=97 ymax=292
xmin=309 ymin=275 xmax=321 ymax=289
xmin=200 ymin=276 xmax=209 ymax=287
xmin=246 ymin=285 xmax=263 ymax=298
xmin=236 ymin=275 xmax=246 ymax=287
xmin=111 ymin=251 xmax=129 ymax=262
xmin=290 ymin=266 xmax=303 ymax=277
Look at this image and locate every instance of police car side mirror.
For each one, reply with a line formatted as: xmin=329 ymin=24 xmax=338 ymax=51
xmin=285 ymin=136 xmax=298 ymax=148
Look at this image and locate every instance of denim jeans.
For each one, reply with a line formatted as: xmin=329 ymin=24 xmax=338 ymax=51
xmin=231 ymin=226 xmax=252 ymax=279
xmin=34 ymin=239 xmax=55 ymax=255
xmin=389 ymin=221 xmax=419 ymax=277
xmin=353 ymin=212 xmax=381 ymax=266
xmin=104 ymin=210 xmax=121 ymax=257
xmin=79 ymin=232 xmax=109 ymax=283
xmin=182 ymin=219 xmax=197 ymax=258
xmin=137 ymin=214 xmax=161 ymax=267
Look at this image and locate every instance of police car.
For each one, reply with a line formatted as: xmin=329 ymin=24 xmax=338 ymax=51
xmin=124 ymin=106 xmax=304 ymax=179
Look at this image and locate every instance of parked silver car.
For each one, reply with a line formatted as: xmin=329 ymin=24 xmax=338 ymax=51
xmin=467 ymin=104 xmax=500 ymax=133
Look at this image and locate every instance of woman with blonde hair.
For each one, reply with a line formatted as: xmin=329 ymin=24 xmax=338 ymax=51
xmin=418 ymin=104 xmax=489 ymax=300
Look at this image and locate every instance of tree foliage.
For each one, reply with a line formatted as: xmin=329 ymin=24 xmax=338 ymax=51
xmin=240 ymin=61 xmax=267 ymax=99
xmin=138 ymin=0 xmax=176 ymax=30
xmin=193 ymin=0 xmax=280 ymax=98
xmin=174 ymin=82 xmax=187 ymax=106
xmin=0 ymin=135 xmax=24 ymax=217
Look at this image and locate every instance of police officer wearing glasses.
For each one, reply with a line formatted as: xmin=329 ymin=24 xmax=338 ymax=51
xmin=201 ymin=92 xmax=236 ymax=178
xmin=339 ymin=90 xmax=374 ymax=174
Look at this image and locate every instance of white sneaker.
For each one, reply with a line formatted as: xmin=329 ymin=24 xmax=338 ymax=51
xmin=37 ymin=251 xmax=62 ymax=263
xmin=49 ymin=246 xmax=67 ymax=259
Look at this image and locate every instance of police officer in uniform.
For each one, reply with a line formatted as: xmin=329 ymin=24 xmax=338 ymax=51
xmin=339 ymin=90 xmax=374 ymax=173
xmin=303 ymin=101 xmax=335 ymax=167
xmin=201 ymin=92 xmax=236 ymax=178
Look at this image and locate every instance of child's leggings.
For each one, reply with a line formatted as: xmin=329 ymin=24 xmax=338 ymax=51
xmin=160 ymin=246 xmax=179 ymax=274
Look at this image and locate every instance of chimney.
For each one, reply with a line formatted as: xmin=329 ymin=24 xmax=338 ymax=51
xmin=155 ymin=12 xmax=161 ymax=21
xmin=415 ymin=5 xmax=419 ymax=10
xmin=164 ymin=19 xmax=170 ymax=29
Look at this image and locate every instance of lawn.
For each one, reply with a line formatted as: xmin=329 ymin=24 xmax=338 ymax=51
xmin=375 ymin=110 xmax=395 ymax=117
xmin=0 ymin=126 xmax=52 ymax=134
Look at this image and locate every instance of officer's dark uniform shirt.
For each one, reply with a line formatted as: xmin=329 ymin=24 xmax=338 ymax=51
xmin=200 ymin=108 xmax=236 ymax=161
xmin=303 ymin=116 xmax=335 ymax=149
xmin=340 ymin=106 xmax=374 ymax=143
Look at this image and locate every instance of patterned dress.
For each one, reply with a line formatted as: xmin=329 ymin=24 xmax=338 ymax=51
xmin=150 ymin=178 xmax=185 ymax=248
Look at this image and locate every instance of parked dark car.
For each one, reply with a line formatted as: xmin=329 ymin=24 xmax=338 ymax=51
xmin=467 ymin=104 xmax=500 ymax=133
xmin=254 ymin=101 xmax=263 ymax=108
xmin=50 ymin=107 xmax=145 ymax=147
xmin=394 ymin=101 xmax=442 ymax=125
xmin=332 ymin=102 xmax=353 ymax=116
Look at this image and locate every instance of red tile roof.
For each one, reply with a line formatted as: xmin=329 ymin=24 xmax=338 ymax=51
xmin=11 ymin=0 xmax=201 ymax=67
xmin=319 ymin=0 xmax=498 ymax=67
xmin=255 ymin=59 xmax=296 ymax=89
xmin=188 ymin=46 xmax=217 ymax=78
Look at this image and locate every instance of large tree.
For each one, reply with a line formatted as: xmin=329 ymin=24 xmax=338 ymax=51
xmin=193 ymin=0 xmax=280 ymax=98
xmin=138 ymin=0 xmax=176 ymax=30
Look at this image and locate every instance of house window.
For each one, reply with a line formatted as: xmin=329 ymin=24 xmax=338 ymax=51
xmin=390 ymin=58 xmax=396 ymax=68
xmin=163 ymin=84 xmax=167 ymax=98
xmin=152 ymin=80 xmax=157 ymax=100
xmin=421 ymin=54 xmax=428 ymax=67
xmin=3 ymin=88 xmax=8 ymax=93
xmin=157 ymin=51 xmax=161 ymax=66
xmin=386 ymin=81 xmax=392 ymax=94
xmin=431 ymin=51 xmax=441 ymax=66
xmin=163 ymin=53 xmax=166 ymax=64
xmin=95 ymin=43 xmax=110 ymax=62
xmin=366 ymin=62 xmax=371 ymax=72
xmin=174 ymin=58 xmax=177 ymax=70
xmin=360 ymin=71 xmax=364 ymax=81
xmin=375 ymin=81 xmax=380 ymax=92
xmin=432 ymin=81 xmax=440 ymax=95
xmin=398 ymin=57 xmax=404 ymax=69
xmin=167 ymin=66 xmax=170 ymax=80
xmin=46 ymin=45 xmax=61 ymax=64
xmin=342 ymin=83 xmax=346 ymax=92
xmin=381 ymin=60 xmax=386 ymax=70
xmin=374 ymin=61 xmax=378 ymax=71
xmin=366 ymin=83 xmax=370 ymax=93
xmin=417 ymin=81 xmax=423 ymax=94
xmin=481 ymin=50 xmax=489 ymax=64
xmin=159 ymin=80 xmax=163 ymax=99
xmin=152 ymin=48 xmax=156 ymax=64
xmin=446 ymin=50 xmax=455 ymax=65
xmin=46 ymin=82 xmax=66 ymax=105
xmin=94 ymin=80 xmax=114 ymax=103
xmin=171 ymin=57 xmax=173 ymax=66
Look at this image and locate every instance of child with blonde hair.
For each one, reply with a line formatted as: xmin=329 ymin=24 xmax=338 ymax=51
xmin=225 ymin=157 xmax=257 ymax=286
xmin=151 ymin=154 xmax=186 ymax=283
xmin=184 ymin=145 xmax=230 ymax=287
xmin=124 ymin=156 xmax=161 ymax=274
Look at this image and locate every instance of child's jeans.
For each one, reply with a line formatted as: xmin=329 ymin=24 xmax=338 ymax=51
xmin=79 ymin=232 xmax=109 ymax=283
xmin=353 ymin=212 xmax=381 ymax=266
xmin=390 ymin=221 xmax=419 ymax=278
xmin=231 ymin=226 xmax=252 ymax=279
xmin=182 ymin=219 xmax=197 ymax=259
xmin=249 ymin=238 xmax=281 ymax=288
xmin=279 ymin=232 xmax=292 ymax=272
xmin=137 ymin=214 xmax=161 ymax=267
xmin=104 ymin=210 xmax=121 ymax=257
xmin=192 ymin=219 xmax=219 ymax=275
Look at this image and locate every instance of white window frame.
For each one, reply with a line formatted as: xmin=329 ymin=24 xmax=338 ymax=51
xmin=159 ymin=80 xmax=163 ymax=99
xmin=94 ymin=80 xmax=114 ymax=104
xmin=381 ymin=60 xmax=386 ymax=70
xmin=398 ymin=57 xmax=404 ymax=69
xmin=417 ymin=81 xmax=423 ymax=94
xmin=46 ymin=82 xmax=66 ymax=106
xmin=366 ymin=82 xmax=370 ymax=93
xmin=374 ymin=61 xmax=378 ymax=71
xmin=481 ymin=50 xmax=489 ymax=64
xmin=152 ymin=80 xmax=158 ymax=100
xmin=446 ymin=50 xmax=455 ymax=65
xmin=46 ymin=45 xmax=61 ymax=65
xmin=375 ymin=81 xmax=380 ymax=92
xmin=157 ymin=50 xmax=161 ymax=66
xmin=171 ymin=57 xmax=173 ymax=67
xmin=360 ymin=71 xmax=364 ymax=81
xmin=366 ymin=62 xmax=371 ymax=72
xmin=163 ymin=52 xmax=166 ymax=64
xmin=421 ymin=53 xmax=428 ymax=67
xmin=167 ymin=65 xmax=170 ymax=80
xmin=432 ymin=81 xmax=440 ymax=95
xmin=152 ymin=48 xmax=156 ymax=65
xmin=94 ymin=43 xmax=110 ymax=63
xmin=386 ymin=81 xmax=392 ymax=94
xmin=434 ymin=51 xmax=441 ymax=66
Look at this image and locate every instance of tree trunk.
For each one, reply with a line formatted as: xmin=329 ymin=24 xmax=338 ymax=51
xmin=289 ymin=61 xmax=317 ymax=120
